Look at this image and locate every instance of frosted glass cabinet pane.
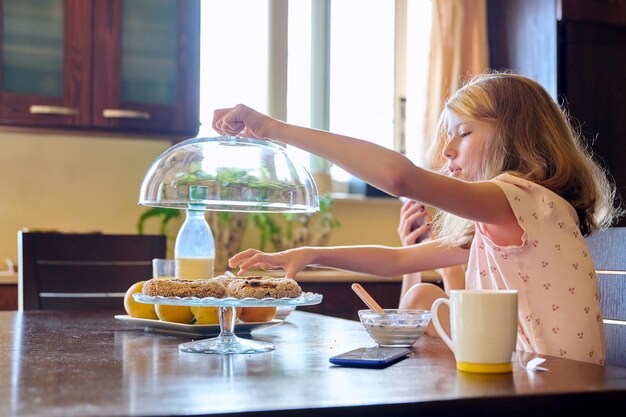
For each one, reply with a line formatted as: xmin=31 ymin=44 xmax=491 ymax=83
xmin=122 ymin=0 xmax=177 ymax=105
xmin=2 ymin=0 xmax=64 ymax=97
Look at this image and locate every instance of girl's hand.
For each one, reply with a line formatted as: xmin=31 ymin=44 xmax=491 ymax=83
xmin=398 ymin=199 xmax=432 ymax=246
xmin=228 ymin=248 xmax=311 ymax=279
xmin=212 ymin=104 xmax=279 ymax=139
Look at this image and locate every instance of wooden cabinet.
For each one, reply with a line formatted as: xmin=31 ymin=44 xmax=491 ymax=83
xmin=487 ymin=0 xmax=626 ymax=225
xmin=0 ymin=284 xmax=17 ymax=310
xmin=0 ymin=0 xmax=199 ymax=137
xmin=297 ymin=281 xmax=404 ymax=321
xmin=296 ymin=278 xmax=444 ymax=321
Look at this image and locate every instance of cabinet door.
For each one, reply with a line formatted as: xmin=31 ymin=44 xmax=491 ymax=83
xmin=0 ymin=0 xmax=91 ymax=127
xmin=92 ymin=0 xmax=199 ymax=136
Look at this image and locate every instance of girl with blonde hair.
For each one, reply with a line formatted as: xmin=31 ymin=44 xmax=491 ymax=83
xmin=213 ymin=72 xmax=621 ymax=364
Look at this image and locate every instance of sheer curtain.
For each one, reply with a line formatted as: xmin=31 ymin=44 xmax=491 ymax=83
xmin=422 ymin=0 xmax=489 ymax=168
xmin=399 ymin=0 xmax=489 ymax=294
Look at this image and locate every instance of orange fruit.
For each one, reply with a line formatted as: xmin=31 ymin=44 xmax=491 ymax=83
xmin=191 ymin=306 xmax=242 ymax=324
xmin=190 ymin=306 xmax=220 ymax=324
xmin=239 ymin=306 xmax=277 ymax=323
xmin=155 ymin=304 xmax=194 ymax=323
xmin=124 ymin=281 xmax=158 ymax=320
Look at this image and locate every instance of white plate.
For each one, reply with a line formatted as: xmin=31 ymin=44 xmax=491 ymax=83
xmin=114 ymin=315 xmax=283 ymax=338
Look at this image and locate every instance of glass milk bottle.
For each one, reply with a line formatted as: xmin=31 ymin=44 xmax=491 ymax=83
xmin=174 ymin=187 xmax=215 ymax=279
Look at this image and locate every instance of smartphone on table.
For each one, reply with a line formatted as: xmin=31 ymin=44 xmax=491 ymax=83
xmin=329 ymin=347 xmax=411 ymax=368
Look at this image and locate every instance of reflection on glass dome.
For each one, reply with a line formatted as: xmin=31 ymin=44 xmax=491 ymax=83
xmin=139 ymin=136 xmax=319 ymax=212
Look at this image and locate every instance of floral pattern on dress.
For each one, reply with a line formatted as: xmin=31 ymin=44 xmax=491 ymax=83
xmin=466 ymin=173 xmax=605 ymax=365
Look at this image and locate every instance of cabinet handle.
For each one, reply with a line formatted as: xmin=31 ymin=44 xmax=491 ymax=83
xmin=29 ymin=105 xmax=78 ymax=116
xmin=102 ymin=109 xmax=151 ymax=120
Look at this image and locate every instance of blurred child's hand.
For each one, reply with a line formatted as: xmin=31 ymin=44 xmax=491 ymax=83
xmin=398 ymin=199 xmax=432 ymax=246
xmin=228 ymin=248 xmax=310 ymax=279
xmin=212 ymin=104 xmax=279 ymax=139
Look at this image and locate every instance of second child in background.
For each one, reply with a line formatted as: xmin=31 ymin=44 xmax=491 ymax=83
xmin=397 ymin=199 xmax=465 ymax=310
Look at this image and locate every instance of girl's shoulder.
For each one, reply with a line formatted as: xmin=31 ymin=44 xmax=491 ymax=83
xmin=492 ymin=173 xmax=558 ymax=199
xmin=491 ymin=173 xmax=578 ymax=223
xmin=492 ymin=173 xmax=536 ymax=189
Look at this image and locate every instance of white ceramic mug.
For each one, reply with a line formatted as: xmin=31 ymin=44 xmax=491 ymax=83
xmin=431 ymin=289 xmax=518 ymax=373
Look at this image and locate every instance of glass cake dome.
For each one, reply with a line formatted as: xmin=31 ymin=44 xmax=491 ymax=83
xmin=138 ymin=136 xmax=319 ymax=213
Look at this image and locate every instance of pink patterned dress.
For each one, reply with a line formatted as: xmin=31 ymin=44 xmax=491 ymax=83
xmin=466 ymin=173 xmax=605 ymax=364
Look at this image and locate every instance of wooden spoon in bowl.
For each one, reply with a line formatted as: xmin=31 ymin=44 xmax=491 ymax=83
xmin=351 ymin=283 xmax=384 ymax=313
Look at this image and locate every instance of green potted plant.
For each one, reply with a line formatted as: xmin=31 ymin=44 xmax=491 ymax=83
xmin=249 ymin=194 xmax=341 ymax=252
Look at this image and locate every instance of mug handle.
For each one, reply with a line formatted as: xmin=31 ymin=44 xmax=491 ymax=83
xmin=431 ymin=298 xmax=454 ymax=352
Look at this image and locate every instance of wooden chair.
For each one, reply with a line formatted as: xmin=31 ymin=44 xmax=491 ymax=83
xmin=18 ymin=231 xmax=166 ymax=311
xmin=586 ymin=227 xmax=626 ymax=368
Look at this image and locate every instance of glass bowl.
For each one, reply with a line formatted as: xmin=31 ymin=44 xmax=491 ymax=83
xmin=358 ymin=309 xmax=431 ymax=347
xmin=138 ymin=136 xmax=319 ymax=213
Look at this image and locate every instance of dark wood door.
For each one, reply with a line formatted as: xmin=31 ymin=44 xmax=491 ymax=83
xmin=557 ymin=21 xmax=626 ymax=223
xmin=488 ymin=0 xmax=626 ymax=226
xmin=91 ymin=0 xmax=199 ymax=136
xmin=0 ymin=0 xmax=92 ymax=127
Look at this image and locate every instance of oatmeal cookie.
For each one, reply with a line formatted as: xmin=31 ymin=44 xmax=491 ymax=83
xmin=227 ymin=277 xmax=302 ymax=299
xmin=142 ymin=278 xmax=226 ymax=298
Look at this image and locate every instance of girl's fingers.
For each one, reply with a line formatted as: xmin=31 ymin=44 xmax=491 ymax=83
xmin=219 ymin=120 xmax=244 ymax=136
xmin=284 ymin=265 xmax=301 ymax=279
xmin=239 ymin=253 xmax=289 ymax=276
xmin=406 ymin=222 xmax=432 ymax=245
xmin=212 ymin=104 xmax=272 ymax=139
xmin=399 ymin=203 xmax=427 ymax=242
xmin=407 ymin=229 xmax=422 ymax=244
xmin=212 ymin=107 xmax=245 ymax=136
xmin=212 ymin=108 xmax=231 ymax=133
xmin=414 ymin=223 xmax=432 ymax=239
xmin=241 ymin=127 xmax=260 ymax=139
xmin=398 ymin=214 xmax=410 ymax=232
xmin=402 ymin=202 xmax=424 ymax=219
xmin=406 ymin=209 xmax=427 ymax=225
xmin=229 ymin=249 xmax=260 ymax=267
xmin=400 ymin=200 xmax=412 ymax=216
xmin=399 ymin=202 xmax=418 ymax=229
xmin=237 ymin=253 xmax=266 ymax=272
xmin=400 ymin=199 xmax=419 ymax=216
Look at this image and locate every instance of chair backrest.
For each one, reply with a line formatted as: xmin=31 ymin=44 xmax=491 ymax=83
xmin=586 ymin=227 xmax=626 ymax=368
xmin=18 ymin=231 xmax=166 ymax=311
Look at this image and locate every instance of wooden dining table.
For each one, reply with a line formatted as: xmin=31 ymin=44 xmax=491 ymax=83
xmin=1 ymin=309 xmax=625 ymax=417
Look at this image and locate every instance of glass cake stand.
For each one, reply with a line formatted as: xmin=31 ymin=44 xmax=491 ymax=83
xmin=134 ymin=292 xmax=322 ymax=354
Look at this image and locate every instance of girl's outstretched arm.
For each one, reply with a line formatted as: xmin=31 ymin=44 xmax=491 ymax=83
xmin=212 ymin=105 xmax=516 ymax=231
xmin=228 ymin=238 xmax=470 ymax=279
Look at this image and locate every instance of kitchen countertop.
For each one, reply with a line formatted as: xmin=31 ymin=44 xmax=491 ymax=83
xmin=0 ymin=272 xmax=17 ymax=285
xmin=266 ymin=268 xmax=441 ymax=283
xmin=0 ymin=270 xmax=441 ymax=285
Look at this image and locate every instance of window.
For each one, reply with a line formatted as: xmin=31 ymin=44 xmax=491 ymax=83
xmin=199 ymin=0 xmax=431 ymax=194
xmin=329 ymin=1 xmax=395 ymax=148
xmin=198 ymin=0 xmax=268 ymax=135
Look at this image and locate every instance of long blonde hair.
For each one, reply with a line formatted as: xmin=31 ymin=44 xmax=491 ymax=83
xmin=429 ymin=72 xmax=622 ymax=247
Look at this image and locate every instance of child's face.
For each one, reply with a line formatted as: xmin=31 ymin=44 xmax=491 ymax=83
xmin=442 ymin=110 xmax=495 ymax=181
